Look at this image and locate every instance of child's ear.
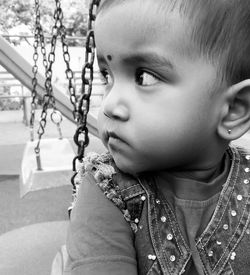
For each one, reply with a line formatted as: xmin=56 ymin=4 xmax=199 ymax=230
xmin=218 ymin=79 xmax=250 ymax=140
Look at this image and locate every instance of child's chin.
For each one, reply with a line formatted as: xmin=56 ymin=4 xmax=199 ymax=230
xmin=113 ymin=156 xmax=135 ymax=174
xmin=114 ymin=157 xmax=144 ymax=176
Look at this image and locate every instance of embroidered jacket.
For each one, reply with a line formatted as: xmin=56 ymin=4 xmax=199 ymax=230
xmin=74 ymin=146 xmax=250 ymax=275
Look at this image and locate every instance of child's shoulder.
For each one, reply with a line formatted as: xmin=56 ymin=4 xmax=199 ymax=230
xmin=76 ymin=151 xmax=116 ymax=183
xmin=75 ymin=152 xmax=145 ymax=232
xmin=76 ymin=151 xmax=144 ymax=191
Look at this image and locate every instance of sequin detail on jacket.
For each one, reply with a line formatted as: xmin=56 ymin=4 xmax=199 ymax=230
xmin=74 ymin=151 xmax=139 ymax=233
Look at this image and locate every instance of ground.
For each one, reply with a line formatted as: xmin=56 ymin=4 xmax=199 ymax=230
xmin=0 ymin=109 xmax=105 ymax=274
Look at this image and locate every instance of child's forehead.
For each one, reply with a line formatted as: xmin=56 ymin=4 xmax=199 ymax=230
xmin=98 ymin=0 xmax=250 ymax=84
xmin=96 ymin=1 xmax=197 ymax=61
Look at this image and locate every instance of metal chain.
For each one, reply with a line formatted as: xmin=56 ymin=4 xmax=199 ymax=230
xmin=32 ymin=0 xmax=100 ymax=209
xmin=30 ymin=0 xmax=40 ymax=142
xmin=31 ymin=0 xmax=47 ymax=142
xmin=33 ymin=0 xmax=66 ymax=166
xmin=60 ymin=26 xmax=78 ymax=121
xmin=69 ymin=0 xmax=100 ymax=213
xmin=32 ymin=0 xmax=54 ymax=169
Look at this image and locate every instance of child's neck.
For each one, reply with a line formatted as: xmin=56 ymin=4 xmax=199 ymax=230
xmin=166 ymin=144 xmax=229 ymax=183
xmin=170 ymin=161 xmax=224 ymax=183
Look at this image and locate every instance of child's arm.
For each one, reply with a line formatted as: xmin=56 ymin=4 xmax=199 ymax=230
xmin=64 ymin=173 xmax=138 ymax=275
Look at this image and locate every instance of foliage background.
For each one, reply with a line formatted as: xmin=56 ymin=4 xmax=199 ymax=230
xmin=0 ymin=0 xmax=88 ymax=46
xmin=0 ymin=0 xmax=90 ymax=110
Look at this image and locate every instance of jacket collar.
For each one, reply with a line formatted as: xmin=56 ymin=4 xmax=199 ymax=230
xmin=196 ymin=146 xmax=250 ymax=274
xmin=139 ymin=146 xmax=250 ymax=275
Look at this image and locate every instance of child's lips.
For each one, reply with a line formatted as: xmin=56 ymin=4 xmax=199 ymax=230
xmin=108 ymin=131 xmax=121 ymax=140
xmin=107 ymin=131 xmax=128 ymax=145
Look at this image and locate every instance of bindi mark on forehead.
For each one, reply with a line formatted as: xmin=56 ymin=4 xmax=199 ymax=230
xmin=107 ymin=54 xmax=112 ymax=62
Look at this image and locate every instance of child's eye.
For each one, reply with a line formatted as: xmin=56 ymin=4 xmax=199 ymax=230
xmin=135 ymin=70 xmax=160 ymax=86
xmin=99 ymin=69 xmax=112 ymax=85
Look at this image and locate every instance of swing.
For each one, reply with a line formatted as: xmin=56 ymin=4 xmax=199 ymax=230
xmin=0 ymin=2 xmax=99 ymax=275
xmin=20 ymin=134 xmax=75 ymax=197
xmin=20 ymin=0 xmax=76 ymax=197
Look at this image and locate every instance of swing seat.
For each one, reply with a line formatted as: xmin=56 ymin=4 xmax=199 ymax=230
xmin=20 ymin=138 xmax=75 ymax=197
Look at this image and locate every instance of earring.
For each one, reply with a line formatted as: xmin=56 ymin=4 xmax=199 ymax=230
xmin=227 ymin=129 xmax=232 ymax=134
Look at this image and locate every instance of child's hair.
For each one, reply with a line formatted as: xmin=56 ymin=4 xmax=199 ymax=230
xmin=97 ymin=0 xmax=250 ymax=85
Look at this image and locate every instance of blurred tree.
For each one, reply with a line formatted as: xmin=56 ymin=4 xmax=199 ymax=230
xmin=0 ymin=0 xmax=88 ymax=46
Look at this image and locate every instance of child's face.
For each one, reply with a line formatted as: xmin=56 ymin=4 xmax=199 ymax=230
xmin=96 ymin=1 xmax=227 ymax=174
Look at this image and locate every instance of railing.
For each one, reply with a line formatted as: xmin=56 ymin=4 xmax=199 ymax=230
xmin=0 ymin=95 xmax=31 ymax=126
xmin=0 ymin=35 xmax=100 ymax=136
xmin=0 ymin=67 xmax=104 ymax=126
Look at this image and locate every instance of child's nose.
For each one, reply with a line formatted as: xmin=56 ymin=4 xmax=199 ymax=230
xmin=102 ymin=87 xmax=129 ymax=121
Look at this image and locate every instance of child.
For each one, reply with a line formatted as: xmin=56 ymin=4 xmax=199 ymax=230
xmin=64 ymin=0 xmax=250 ymax=274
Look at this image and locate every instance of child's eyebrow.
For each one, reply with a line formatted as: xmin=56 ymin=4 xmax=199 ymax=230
xmin=97 ymin=52 xmax=175 ymax=70
xmin=122 ymin=52 xmax=175 ymax=70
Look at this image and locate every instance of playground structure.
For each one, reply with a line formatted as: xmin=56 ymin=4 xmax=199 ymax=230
xmin=0 ymin=33 xmax=103 ymax=194
xmin=0 ymin=34 xmax=99 ymax=135
xmin=0 ymin=0 xmax=103 ymax=274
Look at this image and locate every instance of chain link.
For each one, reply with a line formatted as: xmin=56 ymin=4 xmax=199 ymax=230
xmin=69 ymin=0 xmax=100 ymax=214
xmin=32 ymin=0 xmax=71 ymax=167
xmin=32 ymin=0 xmax=100 ymax=210
xmin=30 ymin=0 xmax=42 ymax=141
xmin=34 ymin=1 xmax=59 ymax=159
xmin=60 ymin=27 xmax=78 ymax=121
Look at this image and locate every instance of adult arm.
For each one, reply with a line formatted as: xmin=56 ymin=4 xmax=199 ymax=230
xmin=64 ymin=173 xmax=138 ymax=275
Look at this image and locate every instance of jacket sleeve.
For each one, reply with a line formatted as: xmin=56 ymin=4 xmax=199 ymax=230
xmin=64 ymin=172 xmax=138 ymax=275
